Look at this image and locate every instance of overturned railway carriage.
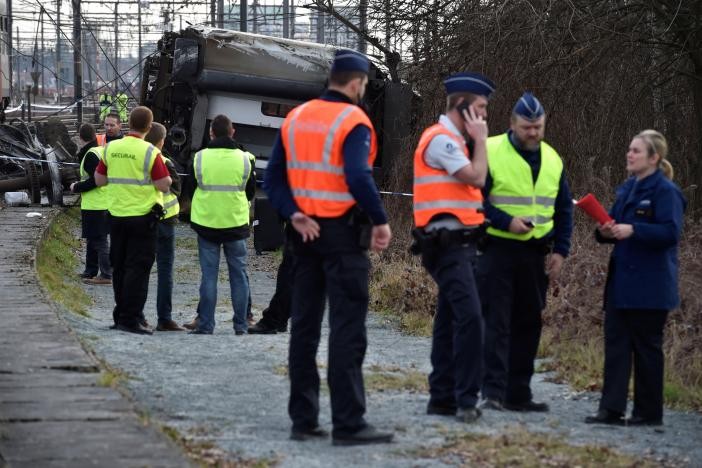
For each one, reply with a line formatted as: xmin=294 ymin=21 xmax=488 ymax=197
xmin=140 ymin=27 xmax=412 ymax=188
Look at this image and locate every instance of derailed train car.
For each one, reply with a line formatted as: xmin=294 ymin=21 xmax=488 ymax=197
xmin=140 ymin=27 xmax=413 ymax=191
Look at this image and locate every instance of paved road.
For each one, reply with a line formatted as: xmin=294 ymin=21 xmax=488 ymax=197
xmin=0 ymin=206 xmax=191 ymax=467
xmin=64 ymin=222 xmax=702 ymax=467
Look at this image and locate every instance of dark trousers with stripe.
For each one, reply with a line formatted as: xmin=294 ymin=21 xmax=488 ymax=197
xmin=110 ymin=214 xmax=157 ymax=328
xmin=478 ymin=238 xmax=549 ymax=404
xmin=599 ymin=306 xmax=668 ymax=421
xmin=422 ymin=243 xmax=484 ymax=410
xmin=288 ymin=217 xmax=369 ymax=437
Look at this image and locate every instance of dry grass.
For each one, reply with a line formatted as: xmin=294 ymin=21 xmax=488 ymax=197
xmin=161 ymin=425 xmax=276 ymax=468
xmin=541 ymin=219 xmax=702 ymax=411
xmin=371 ymin=203 xmax=702 ymax=411
xmin=36 ymin=207 xmax=92 ymax=317
xmin=412 ymin=427 xmax=673 ymax=467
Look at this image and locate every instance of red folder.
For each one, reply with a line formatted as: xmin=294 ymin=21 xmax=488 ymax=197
xmin=575 ymin=193 xmax=612 ymax=224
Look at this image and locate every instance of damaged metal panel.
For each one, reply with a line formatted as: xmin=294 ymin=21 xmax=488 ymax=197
xmin=141 ymin=26 xmax=413 ymax=199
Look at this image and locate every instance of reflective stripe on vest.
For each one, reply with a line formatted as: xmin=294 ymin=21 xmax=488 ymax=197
xmin=106 ymin=143 xmax=157 ymax=186
xmin=79 ymin=146 xmax=109 ymax=211
xmin=281 ymin=99 xmax=377 ymax=218
xmin=412 ymin=123 xmax=484 ymax=228
xmin=162 ymin=156 xmax=180 ymax=220
xmin=485 ymin=133 xmax=562 ymax=240
xmin=103 ymin=136 xmax=163 ymax=217
xmin=194 ymin=150 xmax=251 ymax=191
xmin=190 ymin=147 xmax=252 ymax=229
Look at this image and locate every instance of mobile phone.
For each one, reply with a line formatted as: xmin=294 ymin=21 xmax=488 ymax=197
xmin=456 ymin=102 xmax=471 ymax=120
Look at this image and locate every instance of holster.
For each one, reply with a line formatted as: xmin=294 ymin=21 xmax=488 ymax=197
xmin=149 ymin=204 xmax=166 ymax=229
xmin=348 ymin=207 xmax=372 ymax=249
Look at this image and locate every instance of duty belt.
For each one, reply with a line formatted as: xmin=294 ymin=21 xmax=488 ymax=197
xmin=410 ymin=226 xmax=484 ymax=255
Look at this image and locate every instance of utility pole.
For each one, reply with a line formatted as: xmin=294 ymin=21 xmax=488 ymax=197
xmin=72 ymin=0 xmax=82 ymax=123
xmin=282 ymin=0 xmax=289 ymax=38
xmin=7 ymin=0 xmax=12 ymax=100
xmin=15 ymin=26 xmax=20 ymax=97
xmin=359 ymin=0 xmax=367 ymax=53
xmin=217 ymin=0 xmax=224 ymax=28
xmin=40 ymin=7 xmax=45 ymax=96
xmin=290 ymin=0 xmax=295 ymax=38
xmin=210 ymin=0 xmax=215 ymax=26
xmin=316 ymin=11 xmax=324 ymax=44
xmin=252 ymin=0 xmax=258 ymax=34
xmin=56 ymin=0 xmax=61 ymax=100
xmin=240 ymin=0 xmax=247 ymax=32
xmin=137 ymin=0 xmax=142 ymax=87
xmin=114 ymin=1 xmax=118 ymax=92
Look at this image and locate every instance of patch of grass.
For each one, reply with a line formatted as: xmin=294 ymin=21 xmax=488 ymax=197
xmin=162 ymin=425 xmax=277 ymax=467
xmin=414 ymin=427 xmax=666 ymax=467
xmin=36 ymin=207 xmax=92 ymax=317
xmin=96 ymin=369 xmax=130 ymax=388
xmin=365 ymin=365 xmax=428 ymax=393
xmin=370 ymin=252 xmax=435 ymax=337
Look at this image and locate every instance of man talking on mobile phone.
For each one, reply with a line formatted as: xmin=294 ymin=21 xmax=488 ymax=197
xmin=477 ymin=92 xmax=573 ymax=412
xmin=412 ymin=72 xmax=493 ymax=423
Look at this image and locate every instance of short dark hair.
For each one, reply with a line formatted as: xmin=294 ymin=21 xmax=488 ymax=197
xmin=446 ymin=92 xmax=480 ymax=113
xmin=79 ymin=123 xmax=96 ymax=142
xmin=128 ymin=106 xmax=153 ymax=133
xmin=329 ymin=70 xmax=367 ymax=87
xmin=145 ymin=122 xmax=167 ymax=146
xmin=104 ymin=112 xmax=120 ymax=123
xmin=211 ymin=114 xmax=233 ymax=138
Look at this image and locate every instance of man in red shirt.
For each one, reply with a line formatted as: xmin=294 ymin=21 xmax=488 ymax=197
xmin=95 ymin=106 xmax=171 ymax=335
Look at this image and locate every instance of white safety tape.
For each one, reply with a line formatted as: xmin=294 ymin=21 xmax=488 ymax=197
xmin=0 ymin=154 xmax=79 ymax=166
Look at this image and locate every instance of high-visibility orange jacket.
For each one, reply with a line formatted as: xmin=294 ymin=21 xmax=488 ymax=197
xmin=413 ymin=124 xmax=484 ymax=227
xmin=281 ymin=99 xmax=377 ymax=218
xmin=96 ymin=134 xmax=106 ymax=146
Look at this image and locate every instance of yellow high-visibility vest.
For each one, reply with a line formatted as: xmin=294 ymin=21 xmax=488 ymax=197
xmin=486 ymin=133 xmax=563 ymax=240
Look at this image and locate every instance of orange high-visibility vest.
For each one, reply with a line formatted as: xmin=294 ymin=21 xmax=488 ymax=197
xmin=413 ymin=124 xmax=484 ymax=228
xmin=281 ymin=99 xmax=377 ymax=218
xmin=96 ymin=134 xmax=106 ymax=146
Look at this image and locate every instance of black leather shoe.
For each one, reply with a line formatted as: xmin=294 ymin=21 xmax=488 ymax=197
xmin=456 ymin=407 xmax=482 ymax=423
xmin=248 ymin=320 xmax=279 ymax=334
xmin=115 ymin=323 xmax=153 ymax=335
xmin=427 ymin=402 xmax=456 ymax=416
xmin=585 ymin=409 xmax=625 ymax=425
xmin=235 ymin=330 xmax=246 ymax=336
xmin=504 ymin=400 xmax=550 ymax=412
xmin=290 ymin=426 xmax=329 ymax=441
xmin=626 ymin=416 xmax=663 ymax=427
xmin=332 ymin=425 xmax=394 ymax=446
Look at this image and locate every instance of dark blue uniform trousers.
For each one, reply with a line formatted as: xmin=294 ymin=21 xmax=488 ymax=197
xmin=288 ymin=218 xmax=369 ymax=437
xmin=478 ymin=239 xmax=548 ymax=404
xmin=422 ymin=243 xmax=483 ymax=410
xmin=110 ymin=214 xmax=157 ymax=328
xmin=600 ymin=306 xmax=668 ymax=420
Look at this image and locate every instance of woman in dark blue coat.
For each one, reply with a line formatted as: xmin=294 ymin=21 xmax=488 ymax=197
xmin=585 ymin=130 xmax=686 ymax=426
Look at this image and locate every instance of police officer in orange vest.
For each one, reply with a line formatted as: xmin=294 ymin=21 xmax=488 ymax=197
xmin=412 ymin=72 xmax=493 ymax=423
xmin=264 ymin=49 xmax=393 ymax=446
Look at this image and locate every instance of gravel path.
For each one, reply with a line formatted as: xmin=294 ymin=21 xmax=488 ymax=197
xmin=59 ymin=223 xmax=701 ymax=466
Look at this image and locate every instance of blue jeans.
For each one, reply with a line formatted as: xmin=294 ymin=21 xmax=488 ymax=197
xmin=156 ymin=222 xmax=175 ymax=323
xmin=196 ymin=236 xmax=249 ymax=333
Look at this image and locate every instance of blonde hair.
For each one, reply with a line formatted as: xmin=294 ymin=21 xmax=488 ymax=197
xmin=635 ymin=129 xmax=674 ymax=180
xmin=145 ymin=122 xmax=167 ymax=146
